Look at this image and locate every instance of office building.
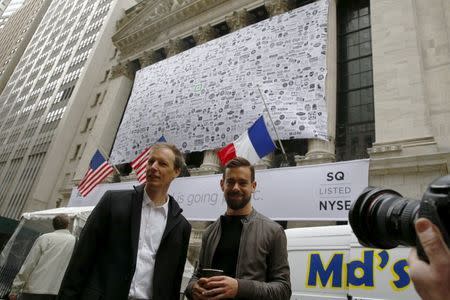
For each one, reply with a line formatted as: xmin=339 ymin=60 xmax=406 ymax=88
xmin=0 ymin=0 xmax=51 ymax=95
xmin=0 ymin=0 xmax=136 ymax=218
xmin=0 ymin=0 xmax=27 ymax=29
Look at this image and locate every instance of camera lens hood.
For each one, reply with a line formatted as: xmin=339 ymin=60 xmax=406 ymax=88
xmin=349 ymin=186 xmax=402 ymax=248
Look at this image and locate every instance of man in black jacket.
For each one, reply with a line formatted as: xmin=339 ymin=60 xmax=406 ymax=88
xmin=59 ymin=143 xmax=191 ymax=300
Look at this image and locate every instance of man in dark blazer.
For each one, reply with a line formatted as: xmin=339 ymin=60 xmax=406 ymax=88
xmin=58 ymin=143 xmax=191 ymax=300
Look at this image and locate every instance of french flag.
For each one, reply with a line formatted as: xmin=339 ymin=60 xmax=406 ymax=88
xmin=217 ymin=116 xmax=276 ymax=165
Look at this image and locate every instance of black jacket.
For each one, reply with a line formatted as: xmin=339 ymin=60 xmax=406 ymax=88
xmin=58 ymin=184 xmax=191 ymax=300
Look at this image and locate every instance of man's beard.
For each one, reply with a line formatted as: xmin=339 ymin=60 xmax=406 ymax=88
xmin=225 ymin=191 xmax=251 ymax=210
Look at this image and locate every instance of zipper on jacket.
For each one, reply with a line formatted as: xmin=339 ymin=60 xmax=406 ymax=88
xmin=235 ymin=219 xmax=248 ymax=277
xmin=207 ymin=223 xmax=222 ymax=266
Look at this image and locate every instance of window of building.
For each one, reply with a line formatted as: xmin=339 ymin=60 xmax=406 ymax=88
xmin=89 ymin=116 xmax=96 ymax=131
xmin=182 ymin=35 xmax=196 ymax=50
xmin=71 ymin=144 xmax=81 ymax=160
xmin=110 ymin=48 xmax=118 ymax=60
xmin=248 ymin=6 xmax=269 ymax=24
xmin=184 ymin=151 xmax=203 ymax=169
xmin=80 ymin=117 xmax=91 ymax=133
xmin=99 ymin=90 xmax=107 ymax=105
xmin=336 ymin=0 xmax=374 ymax=161
xmin=154 ymin=48 xmax=167 ymax=61
xmin=212 ymin=22 xmax=230 ymax=38
xmin=100 ymin=70 xmax=110 ymax=83
xmin=293 ymin=0 xmax=316 ymax=8
xmin=92 ymin=92 xmax=101 ymax=107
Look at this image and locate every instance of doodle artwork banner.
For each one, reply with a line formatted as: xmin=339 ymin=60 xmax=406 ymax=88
xmin=110 ymin=0 xmax=329 ymax=164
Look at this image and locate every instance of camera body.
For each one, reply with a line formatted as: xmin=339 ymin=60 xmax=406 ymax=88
xmin=349 ymin=175 xmax=450 ymax=261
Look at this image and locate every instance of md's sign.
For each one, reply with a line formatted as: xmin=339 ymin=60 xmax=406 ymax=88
xmin=307 ymin=250 xmax=410 ymax=290
xmin=286 ymin=226 xmax=419 ymax=300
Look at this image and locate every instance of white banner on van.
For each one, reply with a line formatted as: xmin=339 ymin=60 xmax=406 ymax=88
xmin=68 ymin=159 xmax=369 ymax=221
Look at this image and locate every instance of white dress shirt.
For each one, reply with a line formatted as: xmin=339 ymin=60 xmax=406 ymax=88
xmin=129 ymin=190 xmax=169 ymax=299
xmin=11 ymin=229 xmax=76 ymax=295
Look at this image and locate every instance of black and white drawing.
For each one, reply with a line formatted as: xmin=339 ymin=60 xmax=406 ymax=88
xmin=111 ymin=0 xmax=329 ymax=164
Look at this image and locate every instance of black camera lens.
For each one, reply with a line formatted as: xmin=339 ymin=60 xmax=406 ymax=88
xmin=349 ymin=187 xmax=420 ymax=249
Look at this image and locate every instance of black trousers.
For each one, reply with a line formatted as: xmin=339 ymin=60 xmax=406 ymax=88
xmin=19 ymin=294 xmax=57 ymax=300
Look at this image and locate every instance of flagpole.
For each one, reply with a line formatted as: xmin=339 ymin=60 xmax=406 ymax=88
xmin=162 ymin=111 xmax=166 ymax=137
xmin=257 ymin=85 xmax=289 ymax=165
xmin=88 ymin=132 xmax=121 ymax=175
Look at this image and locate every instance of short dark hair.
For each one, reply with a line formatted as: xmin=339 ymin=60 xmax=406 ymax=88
xmin=223 ymin=157 xmax=255 ymax=182
xmin=151 ymin=143 xmax=184 ymax=171
xmin=53 ymin=214 xmax=70 ymax=230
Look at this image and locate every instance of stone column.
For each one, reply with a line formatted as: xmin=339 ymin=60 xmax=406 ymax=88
xmin=187 ymin=226 xmax=204 ymax=266
xmin=296 ymin=139 xmax=335 ymax=166
xmin=296 ymin=0 xmax=337 ymax=166
xmin=369 ymin=0 xmax=437 ymax=158
xmin=254 ymin=153 xmax=274 ymax=170
xmin=196 ymin=150 xmax=221 ymax=175
xmin=226 ymin=10 xmax=254 ymax=32
xmin=166 ymin=38 xmax=185 ymax=58
xmin=188 ymin=150 xmax=217 ymax=264
xmin=193 ymin=25 xmax=216 ymax=45
xmin=366 ymin=0 xmax=447 ymax=200
xmin=265 ymin=0 xmax=290 ymax=16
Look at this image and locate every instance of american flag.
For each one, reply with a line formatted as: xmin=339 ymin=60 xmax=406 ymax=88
xmin=78 ymin=150 xmax=114 ymax=197
xmin=131 ymin=136 xmax=166 ymax=184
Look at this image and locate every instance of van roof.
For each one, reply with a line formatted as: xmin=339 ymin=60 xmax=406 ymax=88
xmin=21 ymin=206 xmax=94 ymax=220
xmin=285 ymin=225 xmax=352 ymax=238
xmin=285 ymin=225 xmax=355 ymax=249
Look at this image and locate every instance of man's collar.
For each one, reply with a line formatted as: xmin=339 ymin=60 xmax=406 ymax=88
xmin=54 ymin=229 xmax=71 ymax=233
xmin=143 ymin=188 xmax=169 ymax=217
xmin=224 ymin=208 xmax=256 ymax=222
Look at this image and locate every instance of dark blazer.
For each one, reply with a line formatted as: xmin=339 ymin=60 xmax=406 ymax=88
xmin=58 ymin=184 xmax=191 ymax=300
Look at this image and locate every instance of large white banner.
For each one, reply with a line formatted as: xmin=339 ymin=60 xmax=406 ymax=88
xmin=69 ymin=160 xmax=369 ymax=221
xmin=110 ymin=0 xmax=329 ymax=164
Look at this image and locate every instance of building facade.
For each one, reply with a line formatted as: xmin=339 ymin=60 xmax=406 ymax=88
xmin=0 ymin=0 xmax=136 ymax=218
xmin=68 ymin=0 xmax=449 ymax=200
xmin=0 ymin=0 xmax=51 ymax=95
xmin=0 ymin=0 xmax=12 ymax=18
xmin=0 ymin=0 xmax=11 ymax=17
xmin=1 ymin=0 xmax=449 ymax=222
xmin=0 ymin=0 xmax=27 ymax=29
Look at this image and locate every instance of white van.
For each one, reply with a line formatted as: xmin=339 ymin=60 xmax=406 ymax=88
xmin=286 ymin=225 xmax=420 ymax=300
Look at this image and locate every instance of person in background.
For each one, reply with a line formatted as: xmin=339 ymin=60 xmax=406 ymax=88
xmin=408 ymin=217 xmax=450 ymax=300
xmin=9 ymin=214 xmax=75 ymax=300
xmin=185 ymin=157 xmax=291 ymax=300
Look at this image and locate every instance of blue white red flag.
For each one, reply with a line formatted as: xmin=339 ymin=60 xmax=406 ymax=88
xmin=78 ymin=150 xmax=114 ymax=197
xmin=131 ymin=135 xmax=166 ymax=183
xmin=217 ymin=116 xmax=276 ymax=165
